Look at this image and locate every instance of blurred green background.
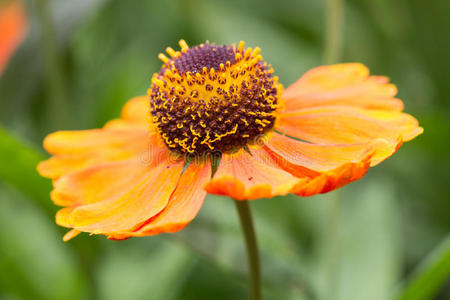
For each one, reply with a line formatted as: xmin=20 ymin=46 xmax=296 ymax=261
xmin=0 ymin=0 xmax=449 ymax=299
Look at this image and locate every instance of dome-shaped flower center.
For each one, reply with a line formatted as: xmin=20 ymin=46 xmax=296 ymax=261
xmin=149 ymin=40 xmax=282 ymax=155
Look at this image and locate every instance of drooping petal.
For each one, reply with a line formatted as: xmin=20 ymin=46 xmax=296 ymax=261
xmin=205 ymin=149 xmax=302 ymax=200
xmin=108 ymin=161 xmax=212 ymax=239
xmin=277 ymin=105 xmax=423 ymax=145
xmin=56 ymin=158 xmax=184 ymax=234
xmin=282 ymin=63 xmax=404 ymax=112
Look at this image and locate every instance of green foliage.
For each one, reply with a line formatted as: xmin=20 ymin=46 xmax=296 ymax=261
xmin=394 ymin=234 xmax=450 ymax=300
xmin=0 ymin=127 xmax=53 ymax=213
xmin=0 ymin=0 xmax=448 ymax=299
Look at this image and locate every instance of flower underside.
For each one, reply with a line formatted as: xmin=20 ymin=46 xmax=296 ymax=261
xmin=150 ymin=40 xmax=282 ymax=155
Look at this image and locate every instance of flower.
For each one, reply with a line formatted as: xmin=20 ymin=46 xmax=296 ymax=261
xmin=37 ymin=40 xmax=422 ymax=241
xmin=0 ymin=0 xmax=27 ymax=75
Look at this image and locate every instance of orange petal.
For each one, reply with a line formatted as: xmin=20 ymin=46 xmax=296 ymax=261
xmin=265 ymin=132 xmax=400 ymax=174
xmin=42 ymin=129 xmax=148 ymax=155
xmin=62 ymin=229 xmax=81 ymax=242
xmin=205 ymin=149 xmax=301 ymax=200
xmin=292 ymin=158 xmax=372 ymax=196
xmin=104 ymin=96 xmax=150 ymax=130
xmin=56 ymin=158 xmax=184 ymax=234
xmin=282 ymin=63 xmax=404 ymax=112
xmin=112 ymin=161 xmax=212 ymax=239
xmin=55 ymin=207 xmax=75 ymax=228
xmin=277 ymin=105 xmax=422 ymax=145
xmin=37 ymin=131 xmax=166 ymax=179
xmin=51 ymin=161 xmax=155 ymax=207
xmin=0 ymin=1 xmax=27 ymax=75
xmin=248 ymin=142 xmax=371 ymax=196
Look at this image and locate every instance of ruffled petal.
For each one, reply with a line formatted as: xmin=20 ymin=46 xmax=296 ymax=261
xmin=265 ymin=132 xmax=400 ymax=173
xmin=108 ymin=161 xmax=212 ymax=240
xmin=254 ymin=133 xmax=397 ymax=196
xmin=277 ymin=105 xmax=423 ymax=145
xmin=291 ymin=157 xmax=372 ymax=196
xmin=205 ymin=149 xmax=302 ymax=200
xmin=55 ymin=158 xmax=184 ymax=234
xmin=282 ymin=63 xmax=404 ymax=112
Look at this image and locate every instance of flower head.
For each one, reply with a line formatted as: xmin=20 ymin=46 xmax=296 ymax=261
xmin=37 ymin=40 xmax=422 ymax=241
xmin=151 ymin=40 xmax=281 ymax=155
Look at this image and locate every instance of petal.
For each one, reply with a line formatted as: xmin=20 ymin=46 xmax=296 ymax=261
xmin=277 ymin=105 xmax=422 ymax=145
xmin=292 ymin=157 xmax=372 ymax=196
xmin=260 ymin=133 xmax=394 ymax=196
xmin=38 ymin=96 xmax=160 ymax=179
xmin=282 ymin=63 xmax=404 ymax=112
xmin=38 ymin=129 xmax=168 ymax=179
xmin=51 ymin=161 xmax=155 ymax=207
xmin=265 ymin=132 xmax=400 ymax=173
xmin=116 ymin=161 xmax=212 ymax=238
xmin=0 ymin=1 xmax=27 ymax=74
xmin=205 ymin=149 xmax=302 ymax=200
xmin=104 ymin=96 xmax=150 ymax=130
xmin=42 ymin=129 xmax=148 ymax=155
xmin=62 ymin=229 xmax=81 ymax=242
xmin=359 ymin=109 xmax=423 ymax=142
xmin=56 ymin=158 xmax=184 ymax=234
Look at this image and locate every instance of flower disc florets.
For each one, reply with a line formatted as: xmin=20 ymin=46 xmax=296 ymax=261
xmin=149 ymin=40 xmax=282 ymax=155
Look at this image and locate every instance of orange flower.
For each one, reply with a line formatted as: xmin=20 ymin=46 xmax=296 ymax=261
xmin=0 ymin=0 xmax=27 ymax=75
xmin=37 ymin=40 xmax=422 ymax=241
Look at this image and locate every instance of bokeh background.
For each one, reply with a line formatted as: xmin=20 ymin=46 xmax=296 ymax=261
xmin=0 ymin=0 xmax=449 ymax=299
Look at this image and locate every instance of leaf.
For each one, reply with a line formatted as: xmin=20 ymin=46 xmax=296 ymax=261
xmin=0 ymin=127 xmax=53 ymax=213
xmin=393 ymin=233 xmax=450 ymax=300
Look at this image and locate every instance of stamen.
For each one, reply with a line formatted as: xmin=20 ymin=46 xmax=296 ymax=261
xmin=158 ymin=53 xmax=170 ymax=63
xmin=178 ymin=39 xmax=189 ymax=52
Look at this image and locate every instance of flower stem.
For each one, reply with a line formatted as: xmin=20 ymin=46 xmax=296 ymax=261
xmin=324 ymin=0 xmax=344 ymax=64
xmin=234 ymin=200 xmax=262 ymax=300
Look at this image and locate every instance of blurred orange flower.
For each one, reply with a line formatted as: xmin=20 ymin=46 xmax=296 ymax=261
xmin=37 ymin=40 xmax=422 ymax=241
xmin=0 ymin=0 xmax=27 ymax=75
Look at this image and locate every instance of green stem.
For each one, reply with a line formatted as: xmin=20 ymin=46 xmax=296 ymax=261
xmin=35 ymin=0 xmax=69 ymax=128
xmin=234 ymin=200 xmax=262 ymax=300
xmin=324 ymin=0 xmax=344 ymax=64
